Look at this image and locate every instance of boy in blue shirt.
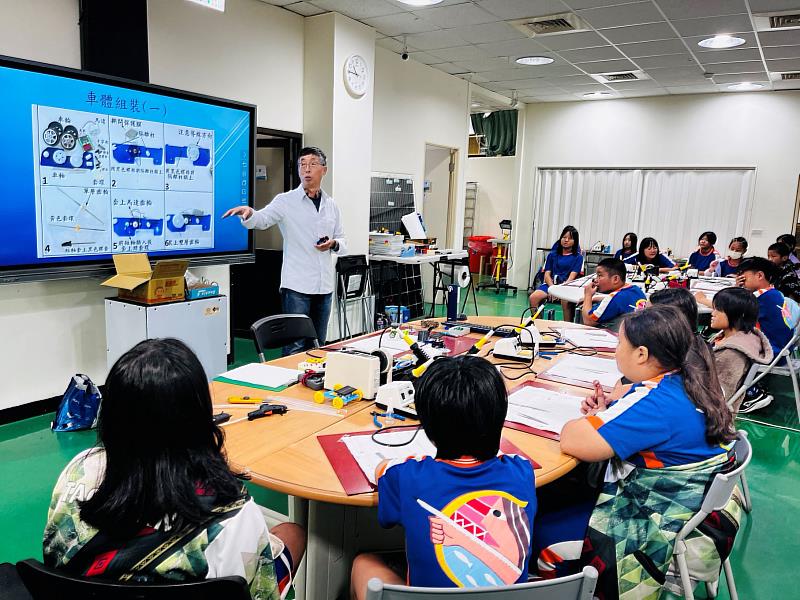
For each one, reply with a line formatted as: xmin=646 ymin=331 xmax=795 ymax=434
xmin=581 ymin=258 xmax=646 ymax=331
xmin=350 ymin=356 xmax=536 ymax=598
xmin=736 ymin=257 xmax=794 ymax=356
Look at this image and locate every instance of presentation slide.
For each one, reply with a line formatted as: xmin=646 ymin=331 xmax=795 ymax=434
xmin=0 ymin=58 xmax=254 ymax=274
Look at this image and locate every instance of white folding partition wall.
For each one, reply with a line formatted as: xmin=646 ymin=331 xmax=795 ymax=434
xmin=530 ymin=168 xmax=754 ymax=285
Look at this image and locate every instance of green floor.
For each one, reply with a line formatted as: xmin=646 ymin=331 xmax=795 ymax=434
xmin=1 ymin=288 xmax=798 ymax=599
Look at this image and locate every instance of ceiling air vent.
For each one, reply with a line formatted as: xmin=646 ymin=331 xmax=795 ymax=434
xmin=590 ymin=70 xmax=651 ymax=84
xmin=770 ymin=14 xmax=800 ymax=28
xmin=781 ymin=72 xmax=800 ymax=80
xmin=510 ymin=12 xmax=589 ymax=37
xmin=604 ymin=72 xmax=639 ymax=81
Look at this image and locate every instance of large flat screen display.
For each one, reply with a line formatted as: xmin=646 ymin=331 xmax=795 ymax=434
xmin=0 ymin=55 xmax=255 ymax=281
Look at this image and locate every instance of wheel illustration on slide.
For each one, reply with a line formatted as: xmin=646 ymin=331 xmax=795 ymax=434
xmin=51 ymin=149 xmax=68 ymax=165
xmin=60 ymin=126 xmax=79 ymax=151
xmin=42 ymin=121 xmax=62 ymax=146
xmin=186 ymin=145 xmax=200 ymax=162
xmin=171 ymin=213 xmax=188 ymax=230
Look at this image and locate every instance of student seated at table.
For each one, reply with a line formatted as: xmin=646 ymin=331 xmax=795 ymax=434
xmin=706 ymin=236 xmax=747 ymax=277
xmin=777 ymin=233 xmax=800 ymax=277
xmin=687 ymin=231 xmax=721 ymax=272
xmin=767 ymin=242 xmax=800 ymax=302
xmin=650 ymin=286 xmax=699 ymax=331
xmin=708 ymin=287 xmax=772 ymax=409
xmin=580 ymin=258 xmax=646 ymax=331
xmin=623 ymin=236 xmax=675 ymax=273
xmin=351 ymin=356 xmax=536 ymax=598
xmin=529 ymin=225 xmax=584 ymax=322
xmin=613 ymin=232 xmax=637 ymax=262
xmin=43 ymin=339 xmax=305 ymax=600
xmin=532 ymin=305 xmax=735 ymax=598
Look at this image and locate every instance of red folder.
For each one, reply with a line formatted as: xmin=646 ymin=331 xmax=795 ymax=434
xmin=318 ymin=427 xmax=541 ymax=496
xmin=504 ymin=380 xmax=589 ymax=441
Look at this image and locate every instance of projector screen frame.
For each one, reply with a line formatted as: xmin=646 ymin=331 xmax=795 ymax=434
xmin=0 ymin=54 xmax=257 ymax=283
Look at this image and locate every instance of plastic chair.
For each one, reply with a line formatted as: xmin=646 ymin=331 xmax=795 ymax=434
xmin=671 ymin=431 xmax=753 ymax=600
xmin=15 ymin=558 xmax=251 ymax=600
xmin=365 ymin=566 xmax=597 ymax=600
xmin=0 ymin=562 xmax=32 ymax=600
xmin=250 ymin=314 xmax=319 ymax=361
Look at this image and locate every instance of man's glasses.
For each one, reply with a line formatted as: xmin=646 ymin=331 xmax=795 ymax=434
xmin=299 ymin=161 xmax=324 ymax=170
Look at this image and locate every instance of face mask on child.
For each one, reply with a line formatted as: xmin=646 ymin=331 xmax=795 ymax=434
xmin=728 ymin=251 xmax=743 ymax=260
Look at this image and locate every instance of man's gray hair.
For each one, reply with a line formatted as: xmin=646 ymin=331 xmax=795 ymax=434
xmin=298 ymin=146 xmax=327 ymax=166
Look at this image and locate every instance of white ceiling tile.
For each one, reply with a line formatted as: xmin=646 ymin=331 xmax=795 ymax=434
xmin=767 ymin=58 xmax=800 ymax=71
xmin=759 ymin=30 xmax=800 ymax=47
xmin=363 ymin=12 xmax=440 ymax=36
xmin=558 ymin=45 xmax=626 ymax=62
xmin=619 ymin=89 xmax=670 ymax=97
xmin=258 ymin=0 xmax=296 ymax=6
xmin=616 ymin=38 xmax=689 ymax=57
xmin=687 ymin=32 xmax=759 ymax=51
xmin=698 ymin=48 xmax=763 ymax=63
xmin=558 ymin=82 xmax=611 ymax=92
xmin=515 ymin=84 xmax=568 ymax=95
xmin=566 ymin=0 xmax=644 ymax=10
xmin=534 ymin=31 xmax=609 ymax=50
xmin=635 ymin=54 xmax=697 ymax=69
xmin=412 ymin=3 xmax=499 ymax=28
xmin=534 ymin=95 xmax=581 ymax=102
xmin=670 ymin=14 xmax=754 ymax=38
xmin=404 ymin=29 xmax=468 ymax=50
xmin=283 ymin=2 xmax=327 ymax=16
xmin=428 ymin=45 xmax=487 ymax=62
xmin=311 ymin=0 xmax=402 ymax=19
xmin=773 ymin=79 xmax=800 ymax=89
xmin=477 ymin=39 xmax=551 ymax=58
xmin=748 ymin=0 xmax=800 ymax=12
xmin=500 ymin=79 xmax=565 ymax=90
xmin=665 ymin=84 xmax=717 ymax=94
xmin=485 ymin=65 xmax=582 ymax=80
xmin=647 ymin=66 xmax=709 ymax=84
xmin=452 ymin=57 xmax=515 ymax=72
xmin=577 ymin=2 xmax=664 ymax=29
xmin=599 ymin=22 xmax=677 ymax=44
xmin=576 ymin=58 xmax=639 ymax=73
xmin=408 ymin=51 xmax=443 ymax=64
xmin=476 ymin=0 xmax=570 ymax=20
xmin=763 ymin=45 xmax=800 ymax=60
xmin=713 ymin=73 xmax=770 ymax=83
xmin=706 ymin=61 xmax=766 ymax=74
xmin=654 ymin=0 xmax=749 ymax=19
xmin=481 ymin=82 xmax=513 ymax=92
xmin=455 ymin=21 xmax=527 ymax=44
xmin=552 ymin=74 xmax=601 ymax=85
xmin=431 ymin=62 xmax=469 ymax=74
xmin=376 ymin=37 xmax=407 ymax=52
xmin=605 ymin=78 xmax=664 ymax=90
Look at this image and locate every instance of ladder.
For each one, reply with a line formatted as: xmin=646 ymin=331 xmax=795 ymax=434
xmin=463 ymin=182 xmax=477 ymax=247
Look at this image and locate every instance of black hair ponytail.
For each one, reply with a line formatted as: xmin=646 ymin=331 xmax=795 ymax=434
xmin=623 ymin=305 xmax=735 ymax=445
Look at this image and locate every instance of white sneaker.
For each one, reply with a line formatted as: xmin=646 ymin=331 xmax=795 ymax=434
xmin=739 ymin=393 xmax=773 ymax=414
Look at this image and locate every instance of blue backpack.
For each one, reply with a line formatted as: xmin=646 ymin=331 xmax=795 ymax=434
xmin=52 ymin=374 xmax=102 ymax=432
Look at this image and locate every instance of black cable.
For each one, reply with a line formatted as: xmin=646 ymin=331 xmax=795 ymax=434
xmin=305 ymin=350 xmax=325 ymax=359
xmin=371 ymin=425 xmax=421 ymax=447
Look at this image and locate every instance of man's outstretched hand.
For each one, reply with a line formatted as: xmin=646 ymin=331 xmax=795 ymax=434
xmin=222 ymin=206 xmax=254 ymax=220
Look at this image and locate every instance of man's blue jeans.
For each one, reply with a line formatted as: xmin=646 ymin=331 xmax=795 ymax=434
xmin=280 ymin=288 xmax=333 ymax=356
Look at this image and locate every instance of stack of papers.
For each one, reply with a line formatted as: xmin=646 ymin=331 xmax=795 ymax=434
xmin=506 ymin=386 xmax=585 ymax=434
xmin=543 ymin=354 xmax=622 ymax=388
xmin=342 ymin=428 xmax=437 ymax=485
xmin=561 ymin=328 xmax=619 ymax=349
xmin=215 ymin=363 xmax=301 ymax=391
xmin=369 ymin=232 xmax=405 ymax=256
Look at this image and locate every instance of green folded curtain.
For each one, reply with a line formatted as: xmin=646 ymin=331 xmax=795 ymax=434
xmin=470 ymin=110 xmax=517 ymax=156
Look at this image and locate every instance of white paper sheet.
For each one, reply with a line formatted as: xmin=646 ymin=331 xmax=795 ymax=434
xmin=342 ymin=428 xmax=437 ymax=485
xmin=544 ymin=354 xmax=622 ymax=388
xmin=506 ymin=386 xmax=585 ymax=434
xmin=218 ymin=363 xmax=301 ymax=389
xmin=561 ymin=328 xmax=619 ymax=349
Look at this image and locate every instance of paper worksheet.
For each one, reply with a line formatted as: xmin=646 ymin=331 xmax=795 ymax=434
xmin=561 ymin=328 xmax=619 ymax=349
xmin=217 ymin=363 xmax=300 ymax=389
xmin=342 ymin=428 xmax=437 ymax=485
xmin=544 ymin=354 xmax=623 ymax=388
xmin=506 ymin=386 xmax=585 ymax=434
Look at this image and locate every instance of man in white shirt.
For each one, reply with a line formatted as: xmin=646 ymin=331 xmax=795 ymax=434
xmin=223 ymin=147 xmax=347 ymax=354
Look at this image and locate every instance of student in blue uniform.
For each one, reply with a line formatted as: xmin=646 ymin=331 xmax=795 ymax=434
xmin=532 ymin=305 xmax=734 ymax=597
xmin=613 ymin=232 xmax=637 ymax=262
xmin=687 ymin=231 xmax=721 ymax=272
xmin=777 ymin=233 xmax=800 ymax=278
xmin=581 ymin=258 xmax=646 ymax=331
xmin=735 ymin=257 xmax=794 ymax=356
xmin=623 ymin=236 xmax=675 ymax=273
xmin=706 ymin=237 xmax=747 ymax=277
xmin=529 ymin=225 xmax=584 ymax=322
xmin=351 ymin=356 xmax=536 ymax=598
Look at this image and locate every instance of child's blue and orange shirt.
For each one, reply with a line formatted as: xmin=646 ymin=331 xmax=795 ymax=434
xmin=587 ymin=284 xmax=647 ymax=324
xmin=378 ymin=454 xmax=536 ymax=589
xmin=753 ymin=286 xmax=794 ymax=355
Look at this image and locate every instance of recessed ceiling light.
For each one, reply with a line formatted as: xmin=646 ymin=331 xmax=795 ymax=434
xmin=584 ymin=92 xmax=613 ymax=99
xmin=698 ymin=35 xmax=746 ymax=49
xmin=395 ymin=0 xmax=444 ymax=6
xmin=516 ymin=56 xmax=554 ymax=66
xmin=727 ymin=82 xmax=764 ymax=91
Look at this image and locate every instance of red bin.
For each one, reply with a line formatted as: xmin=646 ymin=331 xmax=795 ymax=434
xmin=468 ymin=235 xmax=494 ymax=274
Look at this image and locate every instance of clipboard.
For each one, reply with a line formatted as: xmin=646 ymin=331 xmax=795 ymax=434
xmin=318 ymin=427 xmax=541 ymax=496
xmin=504 ymin=380 xmax=589 ymax=441
xmin=536 ymin=355 xmax=621 ymax=392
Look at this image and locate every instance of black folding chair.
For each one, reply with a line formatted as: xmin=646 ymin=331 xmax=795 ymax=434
xmin=250 ymin=314 xmax=319 ymax=360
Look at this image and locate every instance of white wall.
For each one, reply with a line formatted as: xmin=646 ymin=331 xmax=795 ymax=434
xmin=510 ymin=92 xmax=800 ymax=288
xmin=372 ymin=47 xmax=470 ymax=249
xmin=0 ymin=0 xmax=305 ymax=410
xmin=465 ymin=156 xmax=516 ymax=239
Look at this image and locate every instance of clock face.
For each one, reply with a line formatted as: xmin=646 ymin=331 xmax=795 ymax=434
xmin=344 ymin=54 xmax=368 ymax=97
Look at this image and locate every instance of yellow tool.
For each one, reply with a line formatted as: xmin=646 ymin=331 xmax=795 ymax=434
xmin=467 ymin=329 xmax=495 ymax=354
xmin=412 ymin=357 xmax=435 ymax=378
xmin=228 ymin=395 xmax=264 ymax=404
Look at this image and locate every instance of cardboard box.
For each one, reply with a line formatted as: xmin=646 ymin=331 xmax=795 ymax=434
xmin=102 ymin=254 xmax=188 ymax=304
